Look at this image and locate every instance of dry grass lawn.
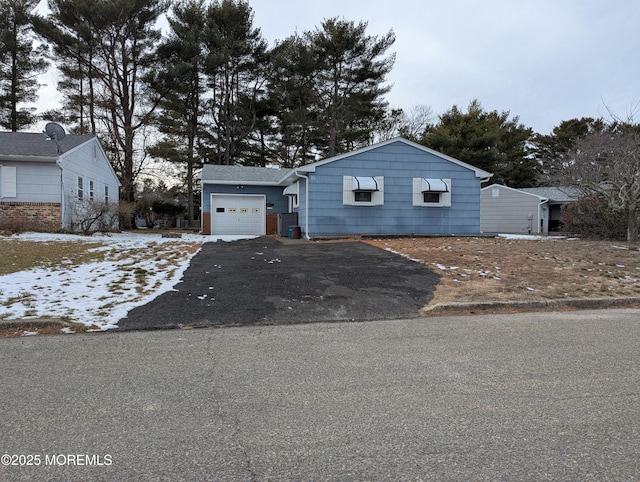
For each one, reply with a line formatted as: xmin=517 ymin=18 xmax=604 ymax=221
xmin=365 ymin=236 xmax=640 ymax=310
xmin=0 ymin=240 xmax=105 ymax=275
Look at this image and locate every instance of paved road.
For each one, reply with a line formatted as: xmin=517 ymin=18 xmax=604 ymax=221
xmin=2 ymin=309 xmax=639 ymax=481
xmin=119 ymin=237 xmax=439 ymax=330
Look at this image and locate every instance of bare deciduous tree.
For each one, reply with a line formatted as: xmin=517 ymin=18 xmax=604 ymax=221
xmin=563 ymin=124 xmax=640 ymax=245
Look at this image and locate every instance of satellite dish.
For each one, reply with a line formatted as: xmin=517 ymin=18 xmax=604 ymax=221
xmin=44 ymin=122 xmax=66 ymax=141
xmin=44 ymin=122 xmax=66 ymax=154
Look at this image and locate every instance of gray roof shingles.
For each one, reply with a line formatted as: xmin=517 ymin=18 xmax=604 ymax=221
xmin=201 ymin=164 xmax=294 ymax=184
xmin=520 ymin=187 xmax=580 ymax=203
xmin=0 ymin=131 xmax=93 ymax=158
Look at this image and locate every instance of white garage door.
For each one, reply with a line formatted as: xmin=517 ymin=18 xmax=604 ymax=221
xmin=210 ymin=194 xmax=265 ymax=235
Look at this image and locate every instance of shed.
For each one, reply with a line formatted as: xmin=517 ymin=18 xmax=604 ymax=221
xmin=481 ymin=184 xmax=549 ymax=234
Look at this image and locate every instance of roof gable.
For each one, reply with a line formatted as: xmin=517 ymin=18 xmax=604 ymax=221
xmin=0 ymin=131 xmax=95 ymax=159
xmin=297 ymin=137 xmax=493 ymax=179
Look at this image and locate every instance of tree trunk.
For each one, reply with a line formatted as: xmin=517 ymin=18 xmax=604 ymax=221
xmin=628 ymin=207 xmax=639 ymax=248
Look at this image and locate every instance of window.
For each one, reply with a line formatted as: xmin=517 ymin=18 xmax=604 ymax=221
xmin=343 ymin=176 xmax=384 ymax=206
xmin=412 ymin=178 xmax=451 ymax=207
xmin=423 ymin=192 xmax=441 ymax=203
xmin=354 ymin=191 xmax=372 ymax=203
xmin=104 ymin=185 xmax=109 ymax=203
xmin=89 ymin=180 xmax=94 ymax=201
xmin=78 ymin=176 xmax=84 ymax=200
xmin=0 ymin=166 xmax=17 ymax=198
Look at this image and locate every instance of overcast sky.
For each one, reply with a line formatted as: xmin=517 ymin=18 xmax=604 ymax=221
xmin=248 ymin=0 xmax=640 ymax=134
xmin=36 ymin=0 xmax=640 ymax=135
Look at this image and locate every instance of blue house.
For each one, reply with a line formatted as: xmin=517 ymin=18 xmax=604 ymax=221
xmin=200 ymin=138 xmax=492 ymax=237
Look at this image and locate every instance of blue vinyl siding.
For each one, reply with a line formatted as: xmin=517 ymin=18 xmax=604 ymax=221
xmin=202 ymin=184 xmax=290 ymax=214
xmin=298 ymin=141 xmax=483 ymax=236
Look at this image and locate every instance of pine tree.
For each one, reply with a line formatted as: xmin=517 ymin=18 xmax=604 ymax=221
xmin=32 ymin=0 xmax=101 ymax=134
xmin=422 ymin=100 xmax=534 ymax=187
xmin=203 ymin=0 xmax=268 ymax=165
xmin=306 ymin=18 xmax=395 ymax=157
xmin=0 ymin=0 xmax=48 ymax=131
xmin=150 ymin=0 xmax=208 ymax=226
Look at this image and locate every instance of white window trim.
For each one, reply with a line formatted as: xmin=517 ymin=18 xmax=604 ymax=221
xmin=343 ymin=176 xmax=384 ymax=206
xmin=412 ymin=178 xmax=451 ymax=207
xmin=0 ymin=165 xmax=17 ymax=198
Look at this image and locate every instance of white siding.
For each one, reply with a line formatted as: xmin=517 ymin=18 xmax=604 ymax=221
xmin=1 ymin=162 xmax=61 ymax=202
xmin=0 ymin=165 xmax=17 ymax=198
xmin=481 ymin=185 xmax=545 ymax=234
xmin=58 ymin=138 xmax=120 ymax=230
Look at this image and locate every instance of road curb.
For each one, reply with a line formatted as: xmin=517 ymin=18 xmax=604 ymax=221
xmin=421 ymin=297 xmax=640 ymax=316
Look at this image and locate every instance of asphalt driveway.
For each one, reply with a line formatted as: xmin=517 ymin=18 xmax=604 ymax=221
xmin=118 ymin=237 xmax=439 ymax=330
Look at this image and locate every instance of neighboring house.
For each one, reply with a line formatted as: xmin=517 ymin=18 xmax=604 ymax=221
xmin=480 ymin=184 xmax=579 ymax=234
xmin=0 ymin=131 xmax=120 ymax=232
xmin=519 ymin=186 xmax=579 ymax=232
xmin=201 ymin=137 xmax=492 ymax=237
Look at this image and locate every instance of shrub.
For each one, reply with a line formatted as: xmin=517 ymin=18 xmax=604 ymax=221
xmin=562 ymin=197 xmax=628 ymax=240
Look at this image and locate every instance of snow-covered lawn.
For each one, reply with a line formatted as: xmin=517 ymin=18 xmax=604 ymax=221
xmin=0 ymin=232 xmax=252 ymax=331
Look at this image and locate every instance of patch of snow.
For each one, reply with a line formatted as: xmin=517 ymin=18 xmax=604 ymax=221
xmin=0 ymin=232 xmax=255 ymax=331
xmin=498 ymin=234 xmax=567 ymax=240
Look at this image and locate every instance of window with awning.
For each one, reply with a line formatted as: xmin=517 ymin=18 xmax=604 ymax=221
xmin=412 ymin=177 xmax=452 ymax=207
xmin=343 ymin=176 xmax=384 ymax=206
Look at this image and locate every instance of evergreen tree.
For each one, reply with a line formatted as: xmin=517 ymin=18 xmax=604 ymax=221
xmin=203 ymin=0 xmax=268 ymax=165
xmin=32 ymin=0 xmax=101 ymax=134
xmin=34 ymin=0 xmax=170 ymax=226
xmin=306 ymin=18 xmax=395 ymax=157
xmin=530 ymin=117 xmax=606 ymax=185
xmin=421 ymin=100 xmax=534 ymax=187
xmin=0 ymin=0 xmax=48 ymax=131
xmin=150 ymin=0 xmax=208 ymax=227
xmin=267 ymin=33 xmax=321 ymax=167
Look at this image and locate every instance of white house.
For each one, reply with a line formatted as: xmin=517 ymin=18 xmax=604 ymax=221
xmin=481 ymin=184 xmax=579 ymax=234
xmin=0 ymin=131 xmax=120 ymax=232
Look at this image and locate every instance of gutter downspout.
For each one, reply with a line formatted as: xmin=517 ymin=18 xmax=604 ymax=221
xmin=295 ymin=171 xmax=310 ymax=239
xmin=56 ymin=158 xmax=65 ymax=230
xmin=538 ymin=197 xmax=549 ymax=234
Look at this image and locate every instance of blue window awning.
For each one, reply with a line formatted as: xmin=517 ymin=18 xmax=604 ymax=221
xmin=352 ymin=176 xmax=379 ymax=191
xmin=421 ymin=178 xmax=449 ymax=192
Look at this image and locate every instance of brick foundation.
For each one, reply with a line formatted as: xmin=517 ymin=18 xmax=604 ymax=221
xmin=0 ymin=202 xmax=61 ymax=232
